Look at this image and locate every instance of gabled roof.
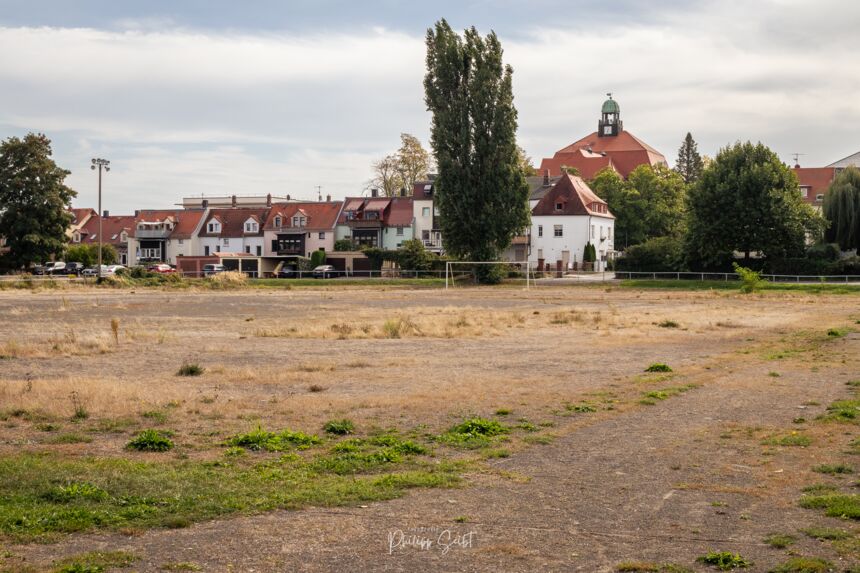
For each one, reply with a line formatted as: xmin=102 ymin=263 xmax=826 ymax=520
xmin=78 ymin=215 xmax=136 ymax=247
xmin=263 ymin=201 xmax=343 ymax=231
xmin=134 ymin=209 xmax=206 ymax=239
xmin=69 ymin=208 xmax=97 ymax=227
xmin=412 ymin=181 xmax=434 ymax=200
xmin=199 ymin=208 xmax=270 ymax=238
xmin=336 ymin=196 xmax=414 ymax=226
xmin=531 ymin=173 xmax=614 ymax=218
xmin=539 ymin=130 xmax=666 ymax=179
xmin=828 ymin=151 xmax=860 ymax=169
xmin=387 ymin=197 xmax=414 ymax=226
xmin=793 ymin=167 xmax=836 ymax=204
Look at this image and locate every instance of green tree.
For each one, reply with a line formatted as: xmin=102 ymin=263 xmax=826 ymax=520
xmin=0 ymin=133 xmax=76 ymax=268
xmin=685 ymin=141 xmax=824 ymax=269
xmin=823 ymin=165 xmax=860 ymax=251
xmin=590 ymin=164 xmax=686 ymax=248
xmin=675 ymin=132 xmax=704 ymax=184
xmin=65 ymin=243 xmax=118 ymax=266
xmin=309 ymin=250 xmax=327 ymax=267
xmin=424 ymin=20 xmax=530 ymax=279
xmin=395 ymin=238 xmax=433 ymax=271
xmin=516 ymin=146 xmax=537 ymax=176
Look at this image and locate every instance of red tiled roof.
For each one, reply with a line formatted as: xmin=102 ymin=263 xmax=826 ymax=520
xmin=412 ymin=181 xmax=434 ymax=200
xmin=134 ymin=209 xmax=206 ymax=239
xmin=531 ymin=173 xmax=614 ymax=218
xmin=69 ymin=208 xmax=97 ymax=226
xmin=540 ymin=130 xmax=666 ymax=179
xmin=199 ymin=208 xmax=270 ymax=237
xmin=78 ymin=215 xmax=135 ymax=247
xmin=793 ymin=167 xmax=835 ymax=205
xmin=263 ymin=202 xmax=343 ymax=231
xmin=337 ymin=196 xmax=414 ymax=226
xmin=387 ymin=197 xmax=414 ymax=227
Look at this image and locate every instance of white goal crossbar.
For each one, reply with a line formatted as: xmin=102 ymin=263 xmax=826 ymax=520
xmin=444 ymin=261 xmax=534 ymax=290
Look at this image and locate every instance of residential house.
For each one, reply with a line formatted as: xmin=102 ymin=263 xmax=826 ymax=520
xmin=67 ymin=208 xmax=97 ymax=242
xmin=828 ymin=151 xmax=860 ymax=173
xmin=198 ymin=208 xmax=270 ymax=257
xmin=527 ymin=172 xmax=615 ymax=271
xmin=793 ymin=166 xmax=836 ymax=212
xmin=538 ymin=95 xmax=666 ymax=179
xmin=263 ymin=201 xmax=343 ymax=259
xmin=74 ymin=213 xmax=136 ymax=265
xmin=412 ymin=180 xmax=443 ymax=253
xmin=335 ymin=193 xmax=414 ymax=250
xmin=128 ymin=209 xmax=207 ymax=265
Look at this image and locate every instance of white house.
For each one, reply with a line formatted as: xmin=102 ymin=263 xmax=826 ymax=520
xmin=528 ymin=173 xmax=615 ymax=271
xmin=198 ymin=208 xmax=270 ymax=257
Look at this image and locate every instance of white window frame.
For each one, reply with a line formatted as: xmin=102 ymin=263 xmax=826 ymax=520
xmin=553 ymin=225 xmax=563 ymax=238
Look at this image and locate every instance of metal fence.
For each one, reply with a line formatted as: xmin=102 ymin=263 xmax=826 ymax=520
xmin=614 ymin=271 xmax=860 ymax=283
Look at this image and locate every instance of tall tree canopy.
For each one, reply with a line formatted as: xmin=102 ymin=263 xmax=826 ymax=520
xmin=685 ymin=141 xmax=824 ymax=269
xmin=589 ymin=164 xmax=686 ymax=249
xmin=424 ymin=20 xmax=530 ymax=264
xmin=0 ymin=133 xmax=76 ymax=268
xmin=675 ymin=132 xmax=704 ymax=184
xmin=368 ymin=133 xmax=432 ymax=197
xmin=823 ymin=165 xmax=860 ymax=251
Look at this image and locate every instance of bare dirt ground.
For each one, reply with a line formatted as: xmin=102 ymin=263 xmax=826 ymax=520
xmin=1 ymin=284 xmax=858 ymax=572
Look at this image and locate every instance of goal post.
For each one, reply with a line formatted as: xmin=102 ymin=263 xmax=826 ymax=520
xmin=444 ymin=261 xmax=534 ymax=290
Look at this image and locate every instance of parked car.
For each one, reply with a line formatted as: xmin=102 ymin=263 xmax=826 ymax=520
xmin=312 ymin=265 xmax=336 ymax=279
xmin=276 ymin=265 xmax=298 ymax=279
xmin=64 ymin=262 xmax=85 ymax=276
xmin=147 ymin=263 xmax=176 ymax=274
xmin=105 ymin=265 xmax=126 ymax=276
xmin=203 ymin=263 xmax=225 ymax=277
xmin=82 ymin=265 xmax=110 ymax=277
xmin=47 ymin=262 xmax=67 ymax=275
xmin=32 ymin=264 xmax=49 ymax=275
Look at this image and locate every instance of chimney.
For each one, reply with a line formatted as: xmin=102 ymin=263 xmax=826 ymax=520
xmin=371 ymin=188 xmax=379 ymax=198
xmin=134 ymin=210 xmax=140 ymax=217
xmin=326 ymin=194 xmax=331 ymax=202
xmin=102 ymin=210 xmax=109 ymax=218
xmin=231 ymin=195 xmax=237 ymax=207
xmin=202 ymin=199 xmax=209 ymax=209
xmin=266 ymin=193 xmax=272 ymax=207
xmin=543 ymin=169 xmax=550 ymax=186
xmin=286 ymin=194 xmax=291 ymax=201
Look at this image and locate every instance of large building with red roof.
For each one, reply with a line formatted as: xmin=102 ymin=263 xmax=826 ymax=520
xmin=72 ymin=213 xmax=136 ymax=265
xmin=127 ymin=209 xmax=207 ymax=265
xmin=335 ymin=192 xmax=415 ymax=250
xmin=262 ymin=201 xmax=343 ymax=259
xmin=538 ymin=95 xmax=667 ymax=179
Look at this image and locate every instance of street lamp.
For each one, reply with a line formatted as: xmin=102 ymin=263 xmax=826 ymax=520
xmin=91 ymin=158 xmax=110 ymax=280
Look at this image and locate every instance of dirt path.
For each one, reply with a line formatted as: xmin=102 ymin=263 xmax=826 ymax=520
xmin=12 ymin=329 xmax=859 ymax=572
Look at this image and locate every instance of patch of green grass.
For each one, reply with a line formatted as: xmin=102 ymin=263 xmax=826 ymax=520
xmin=761 ymin=433 xmax=812 ymax=447
xmin=657 ymin=320 xmax=679 ymax=328
xmin=484 ymin=448 xmax=510 ymax=459
xmin=140 ymin=411 xmax=168 ymax=424
xmin=820 ymin=399 xmax=860 ymax=423
xmin=494 ymin=408 xmax=511 ymax=416
xmin=437 ymin=417 xmax=509 ymax=449
xmin=0 ymin=452 xmax=464 ymax=542
xmin=176 ymin=363 xmax=204 ymax=377
xmin=515 ymin=420 xmax=539 ymax=432
xmin=812 ymin=463 xmax=853 ymax=475
xmin=226 ymin=426 xmax=322 ymax=452
xmin=44 ymin=483 xmax=109 ymax=503
xmin=769 ymin=557 xmax=834 ymax=573
xmin=46 ymin=433 xmax=92 ymax=445
xmin=35 ymin=423 xmax=60 ymax=432
xmin=51 ymin=551 xmax=137 ymax=573
xmin=827 ymin=328 xmax=848 ymax=338
xmin=565 ymin=402 xmax=597 ymax=413
xmin=800 ymin=526 xmax=852 ymax=540
xmin=801 ymin=483 xmax=837 ymax=494
xmin=126 ymin=429 xmax=174 ymax=452
xmin=616 ymin=563 xmax=658 ymax=572
xmin=523 ymin=434 xmax=554 ymax=445
xmin=768 ymin=371 xmax=781 ymax=378
xmin=800 ymin=494 xmax=860 ymax=519
xmin=697 ymin=551 xmax=752 ymax=570
xmin=763 ymin=533 xmax=795 ymax=548
xmin=645 ymin=363 xmax=673 ymax=373
xmin=323 ymin=419 xmax=355 ymax=435
xmin=640 ymin=385 xmax=698 ymax=404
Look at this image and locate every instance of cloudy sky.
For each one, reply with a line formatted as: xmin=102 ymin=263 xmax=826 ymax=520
xmin=1 ymin=0 xmax=858 ymax=212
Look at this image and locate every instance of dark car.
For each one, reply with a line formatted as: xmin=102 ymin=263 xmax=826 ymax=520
xmin=276 ymin=266 xmax=298 ymax=278
xmin=64 ymin=262 xmax=85 ymax=276
xmin=312 ymin=265 xmax=336 ymax=279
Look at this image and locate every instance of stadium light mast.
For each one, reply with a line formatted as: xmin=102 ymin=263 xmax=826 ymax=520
xmin=91 ymin=158 xmax=110 ymax=281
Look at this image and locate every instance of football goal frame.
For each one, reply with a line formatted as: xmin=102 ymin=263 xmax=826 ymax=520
xmin=444 ymin=261 xmax=534 ymax=290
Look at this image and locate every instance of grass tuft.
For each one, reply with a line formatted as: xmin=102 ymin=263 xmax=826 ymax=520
xmin=323 ymin=419 xmax=355 ymax=435
xmin=812 ymin=463 xmax=853 ymax=475
xmin=799 ymin=494 xmax=860 ymax=519
xmin=226 ymin=426 xmax=322 ymax=451
xmin=176 ymin=363 xmax=204 ymax=377
xmin=769 ymin=557 xmax=833 ymax=573
xmin=645 ymin=363 xmax=673 ymax=373
xmin=763 ymin=533 xmax=795 ymax=548
xmin=126 ymin=429 xmax=174 ymax=452
xmin=697 ymin=551 xmax=752 ymax=570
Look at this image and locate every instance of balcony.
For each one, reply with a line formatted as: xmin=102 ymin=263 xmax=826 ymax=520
xmin=135 ymin=227 xmax=171 ymax=239
xmin=277 ymin=247 xmax=304 ymax=256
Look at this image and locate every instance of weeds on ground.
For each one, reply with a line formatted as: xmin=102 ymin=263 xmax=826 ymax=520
xmin=126 ymin=429 xmax=174 ymax=452
xmin=565 ymin=402 xmax=597 ymax=413
xmin=323 ymin=419 xmax=355 ymax=435
xmin=381 ymin=316 xmax=421 ymax=339
xmin=733 ymin=263 xmax=765 ymax=294
xmin=769 ymin=557 xmax=833 ymax=573
xmin=639 ymin=385 xmax=698 ymax=405
xmin=800 ymin=526 xmax=852 ymax=540
xmin=645 ymin=363 xmax=673 ymax=373
xmin=812 ymin=463 xmax=853 ymax=475
xmin=761 ymin=433 xmax=812 ymax=447
xmin=51 ymin=551 xmax=137 ymax=573
xmin=763 ymin=533 xmax=796 ymax=548
xmin=800 ymin=493 xmax=860 ymax=519
xmin=176 ymin=363 xmax=204 ymax=377
xmin=819 ymin=399 xmax=860 ymax=423
xmin=827 ymin=328 xmax=848 ymax=338
xmin=438 ymin=417 xmax=509 ymax=449
xmin=68 ymin=391 xmax=88 ymax=422
xmin=657 ymin=320 xmax=679 ymax=328
xmin=46 ymin=433 xmax=92 ymax=444
xmin=226 ymin=426 xmax=322 ymax=451
xmin=697 ymin=551 xmax=752 ymax=570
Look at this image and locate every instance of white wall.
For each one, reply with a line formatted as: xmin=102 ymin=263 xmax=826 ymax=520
xmin=529 ymin=214 xmax=615 ymax=271
xmin=198 ymin=236 xmax=265 ymax=256
xmin=413 ymin=199 xmax=433 ymax=241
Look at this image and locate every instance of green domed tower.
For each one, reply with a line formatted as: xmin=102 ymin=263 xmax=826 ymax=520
xmin=598 ymin=93 xmax=623 ymax=137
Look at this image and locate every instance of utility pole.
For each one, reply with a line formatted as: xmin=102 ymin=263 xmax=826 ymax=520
xmin=91 ymin=158 xmax=110 ymax=281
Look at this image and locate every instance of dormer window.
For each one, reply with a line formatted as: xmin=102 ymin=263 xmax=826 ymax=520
xmin=208 ymin=220 xmax=221 ymax=233
xmin=244 ymin=219 xmax=258 ymax=233
xmin=120 ymin=231 xmax=128 ymax=243
xmin=292 ymin=216 xmax=306 ymax=227
xmin=72 ymin=232 xmax=81 ymax=243
xmin=555 ymin=201 xmax=563 ymax=211
xmin=274 ymin=216 xmax=282 ymax=227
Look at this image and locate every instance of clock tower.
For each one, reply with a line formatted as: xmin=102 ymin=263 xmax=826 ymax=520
xmin=598 ymin=93 xmax=622 ymax=137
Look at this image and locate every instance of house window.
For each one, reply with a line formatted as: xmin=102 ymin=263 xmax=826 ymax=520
xmin=609 ymin=227 xmax=613 ymax=240
xmin=73 ymin=233 xmax=80 ymax=243
xmin=222 ymin=238 xmax=229 ymax=245
xmin=245 ymin=246 xmax=251 ymax=254
xmin=245 ymin=222 xmax=258 ymax=233
xmin=422 ymin=207 xmax=430 ymax=217
xmin=396 ymin=227 xmax=404 ymax=236
xmin=800 ymin=187 xmax=809 ymax=198
xmin=318 ymin=232 xmax=325 ymax=239
xmin=293 ymin=216 xmax=306 ymax=227
xmin=208 ymin=222 xmax=220 ymax=233
xmin=538 ymin=225 xmax=543 ymax=238
xmin=274 ymin=216 xmax=282 ymax=227
xmin=816 ymin=193 xmax=824 ymax=201
xmin=256 ymin=245 xmax=261 ymax=256
xmin=178 ymin=239 xmax=183 ymax=245
xmin=555 ymin=202 xmax=563 ymax=211
xmin=591 ymin=224 xmax=595 ymax=238
xmin=204 ymin=246 xmax=210 ymax=256
xmin=120 ymin=232 xmax=127 ymax=243
xmin=553 ymin=225 xmax=563 ymax=237
xmin=215 ymin=245 xmax=221 ymax=253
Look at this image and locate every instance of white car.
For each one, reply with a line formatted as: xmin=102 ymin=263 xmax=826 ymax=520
xmin=105 ymin=265 xmax=126 ymax=276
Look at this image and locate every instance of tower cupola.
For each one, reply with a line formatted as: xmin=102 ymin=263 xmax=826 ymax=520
xmin=598 ymin=93 xmax=622 ymax=137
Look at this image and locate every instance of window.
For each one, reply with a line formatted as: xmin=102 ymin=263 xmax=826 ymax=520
xmin=422 ymin=207 xmax=430 ymax=217
xmin=816 ymin=193 xmax=824 ymax=201
xmin=591 ymin=224 xmax=595 ymax=238
xmin=120 ymin=232 xmax=128 ymax=243
xmin=72 ymin=233 xmax=80 ymax=243
xmin=208 ymin=221 xmax=220 ymax=233
xmin=422 ymin=230 xmax=430 ymax=241
xmin=204 ymin=246 xmax=210 ymax=256
xmin=222 ymin=238 xmax=229 ymax=245
xmin=553 ymin=225 xmax=563 ymax=237
xmin=245 ymin=221 xmax=258 ymax=233
xmin=274 ymin=216 xmax=282 ymax=227
xmin=178 ymin=239 xmax=183 ymax=245
xmin=318 ymin=232 xmax=325 ymax=239
xmin=396 ymin=227 xmax=404 ymax=236
xmin=215 ymin=245 xmax=221 ymax=253
xmin=609 ymin=227 xmax=613 ymax=240
xmin=292 ymin=216 xmax=306 ymax=227
xmin=245 ymin=246 xmax=250 ymax=254
xmin=256 ymin=245 xmax=261 ymax=256
xmin=800 ymin=186 xmax=810 ymax=198
xmin=555 ymin=202 xmax=563 ymax=211
xmin=538 ymin=225 xmax=543 ymax=237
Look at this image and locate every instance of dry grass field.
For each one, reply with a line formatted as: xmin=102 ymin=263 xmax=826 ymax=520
xmin=0 ymin=282 xmax=858 ymax=572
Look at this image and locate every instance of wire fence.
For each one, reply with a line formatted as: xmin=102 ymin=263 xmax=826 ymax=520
xmin=614 ymin=271 xmax=860 ymax=283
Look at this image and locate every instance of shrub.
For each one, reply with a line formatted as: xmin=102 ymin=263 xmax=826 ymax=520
xmin=732 ymin=263 xmax=765 ymax=293
xmin=334 ymin=239 xmax=358 ymax=251
xmin=812 ymin=463 xmax=853 ymax=475
xmin=127 ymin=429 xmax=174 ymax=452
xmin=226 ymin=426 xmax=322 ymax=451
xmin=323 ymin=419 xmax=355 ymax=435
xmin=616 ymin=236 xmax=685 ymax=272
xmin=309 ymin=250 xmax=327 ymax=267
xmin=645 ymin=363 xmax=673 ymax=373
xmin=176 ymin=363 xmax=204 ymax=377
xmin=697 ymin=551 xmax=752 ymax=570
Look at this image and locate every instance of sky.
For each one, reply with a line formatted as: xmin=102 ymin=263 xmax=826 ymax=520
xmin=1 ymin=0 xmax=858 ymax=213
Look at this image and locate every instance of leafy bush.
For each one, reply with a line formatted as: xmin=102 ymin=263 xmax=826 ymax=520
xmin=733 ymin=263 xmax=765 ymax=293
xmin=226 ymin=426 xmax=322 ymax=451
xmin=697 ymin=551 xmax=752 ymax=570
xmin=645 ymin=363 xmax=673 ymax=373
xmin=176 ymin=362 xmax=204 ymax=377
xmin=616 ymin=236 xmax=685 ymax=272
xmin=126 ymin=429 xmax=174 ymax=452
xmin=334 ymin=239 xmax=358 ymax=251
xmin=310 ymin=250 xmax=327 ymax=267
xmin=323 ymin=419 xmax=355 ymax=435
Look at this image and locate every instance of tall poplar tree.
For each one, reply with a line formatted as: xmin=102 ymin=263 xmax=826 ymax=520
xmin=424 ymin=20 xmax=530 ymax=272
xmin=823 ymin=165 xmax=860 ymax=251
xmin=0 ymin=133 xmax=76 ymax=269
xmin=675 ymin=132 xmax=704 ymax=184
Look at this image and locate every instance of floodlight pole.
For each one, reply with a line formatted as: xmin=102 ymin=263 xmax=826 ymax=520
xmin=91 ymin=158 xmax=110 ymax=281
